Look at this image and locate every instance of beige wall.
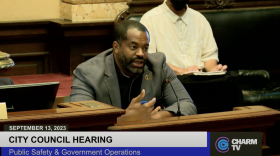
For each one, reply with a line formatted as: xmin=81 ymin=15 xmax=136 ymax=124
xmin=0 ymin=0 xmax=60 ymax=22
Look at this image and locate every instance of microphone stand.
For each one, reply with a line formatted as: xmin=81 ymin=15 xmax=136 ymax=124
xmin=166 ymin=79 xmax=182 ymax=116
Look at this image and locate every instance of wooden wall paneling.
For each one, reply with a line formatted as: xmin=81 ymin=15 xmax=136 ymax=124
xmin=0 ymin=52 xmax=50 ymax=76
xmin=0 ymin=42 xmax=46 ymax=53
xmin=49 ymin=24 xmax=70 ymax=75
xmin=12 ymin=52 xmax=49 ymax=73
xmin=49 ymin=19 xmax=114 ymax=75
xmin=0 ymin=21 xmax=50 ymax=76
xmin=2 ymin=64 xmax=38 ymax=76
xmin=0 ymin=21 xmax=49 ymax=42
xmin=232 ymin=0 xmax=280 ymax=9
xmin=70 ymin=41 xmax=110 ymax=72
xmin=48 ymin=24 xmax=67 ymax=74
xmin=0 ymin=0 xmax=279 ymax=76
xmin=81 ymin=53 xmax=100 ymax=62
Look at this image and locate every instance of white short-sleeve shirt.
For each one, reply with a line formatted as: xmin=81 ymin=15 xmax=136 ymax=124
xmin=140 ymin=2 xmax=219 ymax=68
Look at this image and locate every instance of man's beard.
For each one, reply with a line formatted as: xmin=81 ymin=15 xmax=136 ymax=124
xmin=117 ymin=50 xmax=146 ymax=74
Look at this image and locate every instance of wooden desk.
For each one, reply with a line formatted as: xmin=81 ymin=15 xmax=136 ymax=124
xmin=109 ymin=106 xmax=280 ymax=131
xmin=108 ymin=106 xmax=280 ymax=152
xmin=1 ymin=104 xmax=279 ymax=153
xmin=108 ymin=106 xmax=280 ymax=151
xmin=0 ymin=101 xmax=125 ymax=131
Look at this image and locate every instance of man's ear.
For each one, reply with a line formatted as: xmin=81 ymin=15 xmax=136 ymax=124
xmin=112 ymin=41 xmax=120 ymax=54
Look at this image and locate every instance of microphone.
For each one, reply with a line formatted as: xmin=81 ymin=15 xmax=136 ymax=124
xmin=166 ymin=79 xmax=181 ymax=116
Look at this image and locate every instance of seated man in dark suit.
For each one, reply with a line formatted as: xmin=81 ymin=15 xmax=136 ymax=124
xmin=70 ymin=20 xmax=196 ymax=121
xmin=0 ymin=78 xmax=14 ymax=86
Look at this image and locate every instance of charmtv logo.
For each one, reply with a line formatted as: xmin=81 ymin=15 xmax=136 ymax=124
xmin=215 ymin=137 xmax=229 ymax=153
xmin=211 ymin=133 xmax=261 ymax=156
xmin=215 ymin=137 xmax=258 ymax=153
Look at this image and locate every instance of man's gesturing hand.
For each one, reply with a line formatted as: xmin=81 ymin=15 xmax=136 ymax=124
xmin=117 ymin=89 xmax=160 ymax=122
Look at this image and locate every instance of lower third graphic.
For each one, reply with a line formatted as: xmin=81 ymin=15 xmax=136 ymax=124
xmin=215 ymin=137 xmax=229 ymax=153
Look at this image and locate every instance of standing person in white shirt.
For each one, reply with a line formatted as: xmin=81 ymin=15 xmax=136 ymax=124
xmin=140 ymin=0 xmax=228 ymax=75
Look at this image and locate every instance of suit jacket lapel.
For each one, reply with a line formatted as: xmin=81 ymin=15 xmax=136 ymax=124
xmin=104 ymin=52 xmax=122 ymax=108
xmin=141 ymin=66 xmax=153 ymax=101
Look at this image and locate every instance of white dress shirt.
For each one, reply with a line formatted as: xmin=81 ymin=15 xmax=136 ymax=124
xmin=140 ymin=2 xmax=219 ymax=68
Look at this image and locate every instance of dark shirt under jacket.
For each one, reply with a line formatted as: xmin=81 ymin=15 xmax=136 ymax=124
xmin=114 ymin=61 xmax=143 ymax=109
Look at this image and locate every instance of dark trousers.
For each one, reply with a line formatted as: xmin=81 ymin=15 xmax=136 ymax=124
xmin=177 ymin=71 xmax=244 ymax=114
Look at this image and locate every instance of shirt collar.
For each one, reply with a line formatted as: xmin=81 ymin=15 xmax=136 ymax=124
xmin=163 ymin=1 xmax=189 ymax=25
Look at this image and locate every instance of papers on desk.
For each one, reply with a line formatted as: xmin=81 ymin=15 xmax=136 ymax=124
xmin=183 ymin=71 xmax=226 ymax=76
xmin=0 ymin=102 xmax=8 ymax=119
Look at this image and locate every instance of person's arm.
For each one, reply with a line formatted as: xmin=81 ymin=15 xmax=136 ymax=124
xmin=151 ymin=110 xmax=174 ymax=119
xmin=167 ymin=63 xmax=186 ymax=75
xmin=204 ymin=59 xmax=218 ymax=72
xmin=201 ymin=18 xmax=219 ymax=71
xmin=201 ymin=19 xmax=228 ymax=72
xmin=70 ymin=66 xmax=95 ymax=102
xmin=162 ymin=62 xmax=197 ymax=116
xmin=168 ymin=63 xmax=202 ymax=75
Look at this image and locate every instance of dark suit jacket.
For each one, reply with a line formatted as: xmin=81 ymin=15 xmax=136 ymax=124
xmin=70 ymin=48 xmax=197 ymax=115
xmin=0 ymin=78 xmax=14 ymax=86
